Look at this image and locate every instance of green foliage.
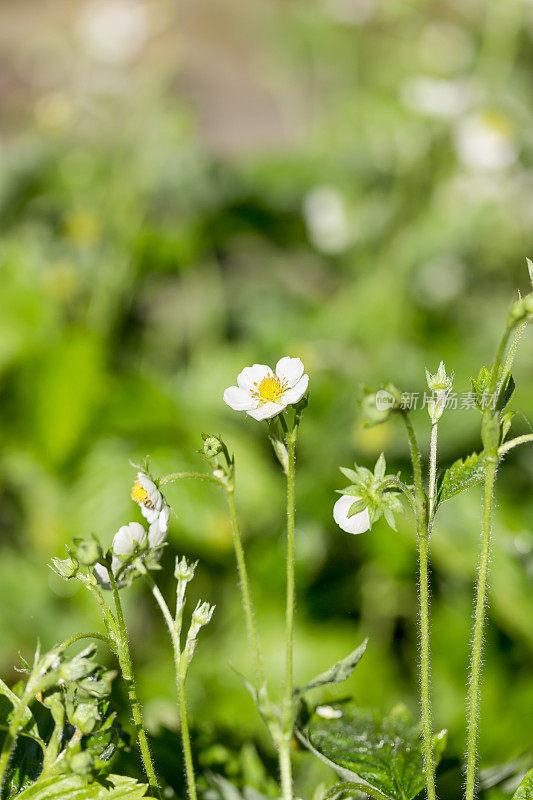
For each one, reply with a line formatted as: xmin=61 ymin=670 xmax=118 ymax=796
xmin=437 ymin=453 xmax=486 ymax=504
xmin=13 ymin=774 xmax=148 ymax=800
xmin=295 ymin=640 xmax=367 ymax=697
xmin=299 ymin=703 xmax=447 ymax=800
xmin=514 ymin=770 xmax=533 ymax=800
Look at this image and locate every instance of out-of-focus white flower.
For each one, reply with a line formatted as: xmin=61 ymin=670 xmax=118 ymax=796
xmin=322 ymin=0 xmax=375 ymax=25
xmin=454 ymin=113 xmax=517 ymax=172
xmin=76 ymin=0 xmax=149 ymax=64
xmin=303 ymin=187 xmax=351 ymax=254
xmin=131 ymin=473 xmax=170 ymax=546
xmin=223 ymin=357 xmax=309 ymax=421
xmin=402 ymin=78 xmax=472 ymax=119
xmin=333 ymin=494 xmax=371 ymax=535
xmin=316 ymin=705 xmax=343 ymax=719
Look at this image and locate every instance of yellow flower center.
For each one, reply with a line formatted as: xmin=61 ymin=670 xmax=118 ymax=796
xmin=131 ymin=481 xmax=154 ymax=509
xmin=252 ymin=374 xmax=287 ymax=403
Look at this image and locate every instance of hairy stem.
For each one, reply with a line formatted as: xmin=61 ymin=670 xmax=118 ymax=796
xmin=428 ymin=423 xmax=438 ymax=529
xmin=109 ymin=573 xmax=161 ymax=799
xmin=141 ymin=569 xmax=197 ymax=800
xmin=176 ymin=671 xmax=197 ymax=800
xmin=280 ymin=431 xmax=297 ymax=800
xmin=402 ymin=411 xmax=436 ymax=800
xmin=225 ymin=489 xmax=266 ymax=693
xmin=464 ymin=456 xmax=498 ymax=800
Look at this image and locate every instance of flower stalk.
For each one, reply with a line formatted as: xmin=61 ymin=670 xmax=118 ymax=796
xmin=108 ymin=570 xmax=161 ymax=799
xmin=402 ymin=410 xmax=436 ymax=800
xmin=280 ymin=428 xmax=297 ymax=800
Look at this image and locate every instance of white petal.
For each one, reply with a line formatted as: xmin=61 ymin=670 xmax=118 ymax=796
xmin=93 ymin=563 xmax=112 ymax=589
xmin=333 ymin=495 xmax=371 ymax=535
xmin=148 ymin=520 xmax=167 ymax=548
xmin=282 ymin=373 xmax=309 ymax=405
xmin=247 ymin=401 xmax=284 ymax=421
xmin=158 ymin=504 xmax=170 ymax=533
xmin=138 ymin=473 xmax=158 ymax=495
xmin=223 ymin=385 xmax=256 ymax=411
xmin=275 ymin=356 xmax=305 ymax=388
xmin=113 ymin=522 xmax=146 ymax=554
xmin=237 ymin=364 xmax=271 ymax=391
xmin=141 ymin=505 xmax=159 ymax=524
xmin=129 ymin=522 xmax=146 ymax=545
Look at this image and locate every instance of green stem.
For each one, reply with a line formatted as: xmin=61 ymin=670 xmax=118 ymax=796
xmin=498 ymin=432 xmax=533 ymax=456
xmin=0 ymin=687 xmax=35 ymax=796
xmin=280 ymin=431 xmax=297 ymax=800
xmin=141 ymin=570 xmax=197 ymax=800
xmin=159 ymin=472 xmax=220 ymax=487
xmin=428 ymin=423 xmax=439 ymax=531
xmin=176 ymin=671 xmax=197 ymax=800
xmin=225 ymin=489 xmax=266 ymax=693
xmin=402 ymin=412 xmax=436 ymax=800
xmin=108 ymin=573 xmax=161 ymax=799
xmin=464 ymin=456 xmax=498 ymax=800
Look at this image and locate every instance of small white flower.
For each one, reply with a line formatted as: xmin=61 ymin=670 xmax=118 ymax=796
xmin=454 ymin=113 xmax=517 ymax=172
xmin=316 ymin=705 xmax=343 ymax=719
xmin=223 ymin=357 xmax=309 ymax=421
xmin=76 ymin=0 xmax=149 ymax=65
xmin=302 ymin=186 xmax=351 ymax=254
xmin=333 ymin=495 xmax=371 ymax=535
xmin=113 ymin=521 xmax=146 ymax=556
xmin=93 ymin=521 xmax=147 ymax=590
xmin=131 ymin=473 xmax=170 ymax=545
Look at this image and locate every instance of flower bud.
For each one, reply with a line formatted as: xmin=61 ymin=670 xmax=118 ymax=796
xmin=425 ymin=361 xmax=453 ymax=423
xmin=50 ymin=556 xmax=78 ymax=580
xmin=202 ymin=434 xmax=224 ymax=459
xmin=175 ymin=556 xmax=197 ymax=583
xmin=360 ymin=383 xmax=401 ymax=427
xmin=72 ymin=537 xmax=102 ymax=567
xmin=71 ymin=702 xmax=101 ymax=735
xmin=192 ymin=600 xmax=215 ymax=627
xmin=68 ymin=750 xmax=95 ymax=777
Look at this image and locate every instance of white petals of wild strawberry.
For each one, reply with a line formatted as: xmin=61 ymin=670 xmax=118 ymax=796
xmin=223 ymin=356 xmax=309 ymax=421
xmin=333 ymin=494 xmax=371 ymax=535
xmin=131 ymin=472 xmax=170 ymax=546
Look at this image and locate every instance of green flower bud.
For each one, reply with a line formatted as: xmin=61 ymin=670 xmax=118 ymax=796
xmin=360 ymin=383 xmax=401 ymax=427
xmin=192 ymin=600 xmax=215 ymax=627
xmin=175 ymin=556 xmax=197 ymax=583
xmin=68 ymin=750 xmax=95 ymax=777
xmin=72 ymin=537 xmax=102 ymax=567
xmin=202 ymin=435 xmax=224 ymax=459
xmin=71 ymin=702 xmax=101 ymax=735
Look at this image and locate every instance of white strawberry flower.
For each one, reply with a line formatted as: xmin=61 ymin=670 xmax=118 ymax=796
xmin=333 ymin=495 xmax=371 ymax=535
xmin=223 ymin=356 xmax=309 ymax=421
xmin=131 ymin=472 xmax=170 ymax=545
xmin=93 ymin=521 xmax=147 ymax=589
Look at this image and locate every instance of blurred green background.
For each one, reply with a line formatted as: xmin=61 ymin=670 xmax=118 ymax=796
xmin=1 ymin=0 xmax=533 ymax=796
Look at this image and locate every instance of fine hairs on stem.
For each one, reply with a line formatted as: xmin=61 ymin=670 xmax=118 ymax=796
xmin=401 ymin=410 xmax=436 ymax=800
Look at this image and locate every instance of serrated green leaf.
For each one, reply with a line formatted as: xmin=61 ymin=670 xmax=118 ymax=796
xmin=13 ymin=773 xmax=148 ymax=800
xmin=322 ymin=779 xmax=390 ymax=800
xmin=299 ymin=703 xmax=446 ymax=800
xmin=513 ymin=769 xmax=533 ymax=800
xmin=295 ymin=640 xmax=367 ymax=697
xmin=438 ymin=452 xmax=486 ymax=503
